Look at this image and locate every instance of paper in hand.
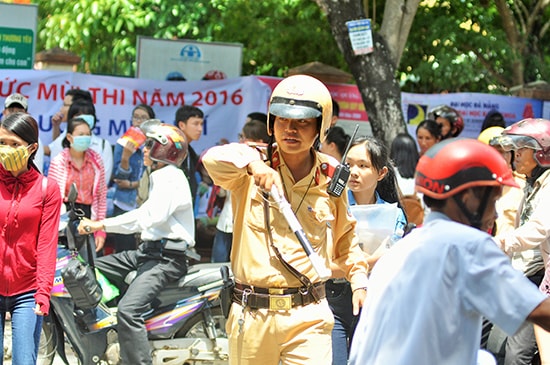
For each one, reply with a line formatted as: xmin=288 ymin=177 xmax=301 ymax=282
xmin=117 ymin=126 xmax=146 ymax=148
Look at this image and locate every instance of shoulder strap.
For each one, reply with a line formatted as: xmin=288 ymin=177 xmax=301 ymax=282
xmin=262 ymin=193 xmax=321 ymax=301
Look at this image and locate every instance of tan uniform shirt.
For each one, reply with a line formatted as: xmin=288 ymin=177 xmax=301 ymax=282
xmin=202 ymin=143 xmax=369 ymax=290
xmin=494 ymin=172 xmax=525 ymax=236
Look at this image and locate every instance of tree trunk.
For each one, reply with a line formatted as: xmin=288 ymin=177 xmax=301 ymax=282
xmin=316 ymin=0 xmax=407 ymax=146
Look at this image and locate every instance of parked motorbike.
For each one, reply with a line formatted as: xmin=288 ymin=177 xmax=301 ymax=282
xmin=38 ymin=184 xmax=229 ymax=365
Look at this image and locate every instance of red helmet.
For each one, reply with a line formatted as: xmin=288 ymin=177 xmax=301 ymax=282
xmin=415 ymin=138 xmax=518 ymax=199
xmin=141 ymin=120 xmax=188 ymax=166
xmin=428 ymin=105 xmax=464 ymax=137
xmin=496 ymin=118 xmax=550 ymax=167
xmin=202 ymin=70 xmax=227 ymax=80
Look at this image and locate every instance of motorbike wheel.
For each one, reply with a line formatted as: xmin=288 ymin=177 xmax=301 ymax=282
xmin=37 ymin=320 xmax=57 ymax=365
xmin=175 ymin=306 xmax=227 ymax=339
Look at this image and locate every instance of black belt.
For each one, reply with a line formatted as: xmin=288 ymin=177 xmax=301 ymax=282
xmin=142 ymin=240 xmax=164 ymax=250
xmin=233 ymin=282 xmax=326 ymax=310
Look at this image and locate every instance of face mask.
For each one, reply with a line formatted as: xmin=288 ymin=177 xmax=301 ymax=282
xmin=0 ymin=145 xmax=30 ymax=171
xmin=71 ymin=135 xmax=92 ymax=152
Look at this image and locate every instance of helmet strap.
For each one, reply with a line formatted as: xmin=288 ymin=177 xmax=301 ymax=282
xmin=452 ymin=187 xmax=491 ymax=230
xmin=266 ymin=135 xmax=275 ymax=164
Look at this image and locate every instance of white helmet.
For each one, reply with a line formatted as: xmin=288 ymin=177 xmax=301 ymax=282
xmin=267 ymin=74 xmax=333 ymax=142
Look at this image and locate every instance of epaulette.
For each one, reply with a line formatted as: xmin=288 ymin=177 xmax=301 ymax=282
xmin=318 ymin=154 xmax=339 ymax=184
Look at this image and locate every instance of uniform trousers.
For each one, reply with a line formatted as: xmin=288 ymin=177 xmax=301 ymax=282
xmin=226 ymin=299 xmax=333 ymax=365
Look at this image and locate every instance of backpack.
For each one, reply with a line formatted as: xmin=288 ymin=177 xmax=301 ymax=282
xmin=401 ymin=194 xmax=424 ymax=226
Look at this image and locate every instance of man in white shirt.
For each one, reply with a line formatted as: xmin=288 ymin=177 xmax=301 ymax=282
xmin=349 ymin=138 xmax=550 ymax=365
xmin=78 ymin=121 xmax=193 ymax=365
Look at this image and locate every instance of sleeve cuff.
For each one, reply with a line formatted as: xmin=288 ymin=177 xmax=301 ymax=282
xmin=34 ymin=293 xmax=50 ymax=315
xmin=94 ymin=230 xmax=107 ymax=239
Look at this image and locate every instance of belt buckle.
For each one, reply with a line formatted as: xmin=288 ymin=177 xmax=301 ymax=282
xmin=269 ymin=294 xmax=292 ymax=310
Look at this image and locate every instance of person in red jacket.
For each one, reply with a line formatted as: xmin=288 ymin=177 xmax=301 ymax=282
xmin=0 ymin=112 xmax=62 ymax=364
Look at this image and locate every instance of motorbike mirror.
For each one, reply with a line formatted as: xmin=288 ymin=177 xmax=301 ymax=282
xmin=67 ymin=183 xmax=78 ymax=203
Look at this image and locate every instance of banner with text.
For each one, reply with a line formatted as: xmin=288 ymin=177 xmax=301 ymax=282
xmin=0 ymin=70 xmax=272 ymax=155
xmin=1 ymin=70 xmax=545 ymax=155
xmin=402 ymin=92 xmax=543 ymax=139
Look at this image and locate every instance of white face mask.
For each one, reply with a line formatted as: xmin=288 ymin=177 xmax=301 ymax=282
xmin=71 ymin=135 xmax=92 ymax=152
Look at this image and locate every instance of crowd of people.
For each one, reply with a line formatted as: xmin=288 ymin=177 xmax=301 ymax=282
xmin=2 ymin=73 xmax=550 ymax=365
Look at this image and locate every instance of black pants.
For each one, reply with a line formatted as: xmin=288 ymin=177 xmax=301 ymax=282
xmin=95 ymin=245 xmax=187 ymax=365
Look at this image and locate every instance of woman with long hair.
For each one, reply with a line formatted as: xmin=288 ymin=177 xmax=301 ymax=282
xmin=416 ymin=119 xmax=442 ymax=156
xmin=390 ymin=132 xmax=419 ymax=195
xmin=328 ymin=136 xmax=407 ymax=365
xmin=0 ymin=113 xmax=61 ymax=363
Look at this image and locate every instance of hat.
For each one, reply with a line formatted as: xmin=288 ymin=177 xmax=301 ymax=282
xmin=166 ymin=71 xmax=186 ymax=81
xmin=4 ymin=93 xmax=28 ymax=111
xmin=202 ymin=70 xmax=227 ymax=80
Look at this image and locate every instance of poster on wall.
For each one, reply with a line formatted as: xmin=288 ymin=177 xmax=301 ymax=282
xmin=136 ymin=36 xmax=242 ymax=81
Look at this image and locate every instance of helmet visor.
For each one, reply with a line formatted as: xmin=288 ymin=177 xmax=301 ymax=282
xmin=495 ymin=135 xmax=541 ymax=151
xmin=269 ymin=97 xmax=322 ymax=120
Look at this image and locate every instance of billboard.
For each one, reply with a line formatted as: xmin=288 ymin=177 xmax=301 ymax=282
xmin=136 ymin=36 xmax=242 ymax=81
xmin=0 ymin=3 xmax=37 ymax=70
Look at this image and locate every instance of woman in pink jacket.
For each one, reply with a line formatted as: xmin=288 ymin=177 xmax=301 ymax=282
xmin=48 ymin=115 xmax=107 ymax=258
xmin=0 ymin=112 xmax=61 ymax=364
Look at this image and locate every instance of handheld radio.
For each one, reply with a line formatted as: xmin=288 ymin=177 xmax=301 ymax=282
xmin=327 ymin=124 xmax=359 ymax=197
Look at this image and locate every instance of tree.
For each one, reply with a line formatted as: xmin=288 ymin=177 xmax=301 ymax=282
xmin=315 ymin=0 xmax=421 ymax=145
xmin=37 ymin=0 xmax=346 ymax=77
xmin=401 ymin=1 xmax=550 ymax=93
xmin=315 ymin=0 xmax=550 ymax=142
xmin=36 ymin=0 xmax=550 ymax=143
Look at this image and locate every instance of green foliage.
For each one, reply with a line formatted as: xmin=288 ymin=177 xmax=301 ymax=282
xmin=36 ymin=0 xmax=346 ymax=77
xmin=400 ymin=0 xmax=550 ymax=93
xmin=34 ymin=0 xmax=550 ymax=93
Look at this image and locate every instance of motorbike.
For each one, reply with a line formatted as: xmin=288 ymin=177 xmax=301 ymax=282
xmin=37 ymin=184 xmax=229 ymax=365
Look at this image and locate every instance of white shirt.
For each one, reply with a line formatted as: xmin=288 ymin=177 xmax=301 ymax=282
xmin=395 ymin=170 xmax=416 ymax=196
xmin=34 ymin=137 xmax=45 ymax=173
xmin=349 ymin=212 xmax=545 ymax=365
xmin=102 ymin=164 xmax=195 ymax=244
xmin=215 ymin=192 xmax=233 ymax=233
xmin=49 ymin=132 xmax=113 ymax=184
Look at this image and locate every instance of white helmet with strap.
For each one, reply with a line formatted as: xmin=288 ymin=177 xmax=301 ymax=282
xmin=267 ymin=74 xmax=333 ymax=142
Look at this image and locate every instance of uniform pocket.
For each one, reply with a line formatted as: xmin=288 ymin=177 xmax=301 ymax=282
xmin=300 ymin=203 xmax=334 ymax=248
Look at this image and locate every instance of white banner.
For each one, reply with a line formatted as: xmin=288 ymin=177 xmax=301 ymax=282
xmin=2 ymin=70 xmax=544 ymax=156
xmin=0 ymin=70 xmax=272 ymax=156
